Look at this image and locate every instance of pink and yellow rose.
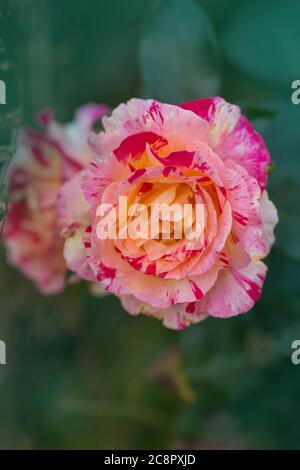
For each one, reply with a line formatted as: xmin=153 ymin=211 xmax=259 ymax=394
xmin=58 ymin=97 xmax=278 ymax=329
xmin=3 ymin=104 xmax=108 ymax=293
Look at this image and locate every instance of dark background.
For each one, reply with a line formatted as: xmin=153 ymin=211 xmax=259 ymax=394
xmin=0 ymin=0 xmax=300 ymax=449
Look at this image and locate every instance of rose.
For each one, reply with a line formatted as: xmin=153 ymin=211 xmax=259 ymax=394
xmin=59 ymin=97 xmax=278 ymax=329
xmin=3 ymin=104 xmax=108 ymax=294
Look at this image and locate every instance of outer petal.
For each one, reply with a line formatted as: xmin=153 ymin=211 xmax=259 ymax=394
xmin=195 ymin=260 xmax=267 ymax=318
xmin=120 ymin=295 xmax=208 ymax=330
xmin=58 ymin=172 xmax=90 ymax=236
xmin=259 ymin=190 xmax=278 ymax=255
xmin=116 ymin=266 xmax=221 ymax=309
xmin=48 ymin=103 xmax=109 ymax=176
xmin=89 ymin=98 xmax=209 ymax=159
xmin=180 ymin=97 xmax=270 ymax=189
xmin=63 ymin=227 xmax=95 ymax=281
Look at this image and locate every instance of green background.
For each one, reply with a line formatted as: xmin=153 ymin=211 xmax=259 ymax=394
xmin=0 ymin=0 xmax=300 ymax=449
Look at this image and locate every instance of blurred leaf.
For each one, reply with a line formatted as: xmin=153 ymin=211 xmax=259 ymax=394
xmin=221 ymin=62 xmax=288 ymax=109
xmin=197 ymin=0 xmax=234 ymax=29
xmin=221 ymin=0 xmax=300 ymax=88
xmin=139 ymin=0 xmax=221 ymax=103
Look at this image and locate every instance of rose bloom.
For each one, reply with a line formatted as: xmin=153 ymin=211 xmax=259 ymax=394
xmin=59 ymin=97 xmax=278 ymax=329
xmin=3 ymin=104 xmax=108 ymax=294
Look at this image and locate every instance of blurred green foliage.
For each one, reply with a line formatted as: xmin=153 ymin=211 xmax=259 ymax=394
xmin=0 ymin=0 xmax=300 ymax=450
xmin=139 ymin=0 xmax=220 ymax=102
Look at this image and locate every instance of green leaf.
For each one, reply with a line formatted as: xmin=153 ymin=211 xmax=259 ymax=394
xmin=221 ymin=0 xmax=300 ymax=88
xmin=139 ymin=0 xmax=221 ymax=103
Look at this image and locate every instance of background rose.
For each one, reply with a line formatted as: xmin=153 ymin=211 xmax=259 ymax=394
xmin=3 ymin=104 xmax=108 ymax=293
xmin=62 ymin=97 xmax=278 ymax=329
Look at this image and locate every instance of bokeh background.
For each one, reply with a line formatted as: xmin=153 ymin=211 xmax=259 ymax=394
xmin=0 ymin=0 xmax=300 ymax=449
